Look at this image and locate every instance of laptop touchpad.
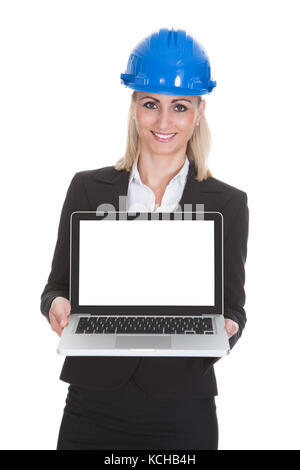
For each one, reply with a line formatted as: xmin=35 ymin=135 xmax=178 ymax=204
xmin=116 ymin=336 xmax=171 ymax=349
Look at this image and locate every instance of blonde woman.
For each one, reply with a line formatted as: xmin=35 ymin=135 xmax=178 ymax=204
xmin=41 ymin=28 xmax=249 ymax=450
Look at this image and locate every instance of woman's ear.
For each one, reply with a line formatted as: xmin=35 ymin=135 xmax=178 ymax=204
xmin=197 ymin=100 xmax=206 ymax=121
xmin=201 ymin=99 xmax=206 ymax=114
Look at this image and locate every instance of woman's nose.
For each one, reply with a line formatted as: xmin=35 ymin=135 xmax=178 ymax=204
xmin=154 ymin=108 xmax=173 ymax=130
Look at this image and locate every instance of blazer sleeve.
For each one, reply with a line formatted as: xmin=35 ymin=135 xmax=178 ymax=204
xmin=203 ymin=191 xmax=249 ymax=373
xmin=40 ymin=172 xmax=91 ymax=323
xmin=223 ymin=191 xmax=249 ymax=348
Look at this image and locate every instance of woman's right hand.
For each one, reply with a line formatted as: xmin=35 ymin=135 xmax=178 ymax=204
xmin=49 ymin=296 xmax=71 ymax=336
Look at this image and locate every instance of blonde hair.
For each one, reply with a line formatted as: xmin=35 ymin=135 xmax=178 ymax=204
xmin=115 ymin=91 xmax=213 ymax=181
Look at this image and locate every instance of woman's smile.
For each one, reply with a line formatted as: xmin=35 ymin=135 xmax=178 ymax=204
xmin=151 ymin=130 xmax=177 ymax=142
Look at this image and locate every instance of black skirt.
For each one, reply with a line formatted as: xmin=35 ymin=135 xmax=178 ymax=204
xmin=57 ymin=375 xmax=218 ymax=450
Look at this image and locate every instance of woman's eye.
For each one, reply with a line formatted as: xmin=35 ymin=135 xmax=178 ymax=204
xmin=143 ymin=102 xmax=187 ymax=112
xmin=174 ymin=104 xmax=187 ymax=112
xmin=143 ymin=101 xmax=157 ymax=109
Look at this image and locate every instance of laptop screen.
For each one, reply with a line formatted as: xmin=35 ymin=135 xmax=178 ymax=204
xmin=78 ymin=219 xmax=214 ymax=306
xmin=70 ymin=212 xmax=223 ymax=316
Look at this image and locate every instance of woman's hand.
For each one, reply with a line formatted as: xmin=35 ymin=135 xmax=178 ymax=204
xmin=49 ymin=296 xmax=71 ymax=336
xmin=225 ymin=318 xmax=239 ymax=339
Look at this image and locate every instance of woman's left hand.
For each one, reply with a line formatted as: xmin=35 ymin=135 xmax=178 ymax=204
xmin=225 ymin=319 xmax=239 ymax=339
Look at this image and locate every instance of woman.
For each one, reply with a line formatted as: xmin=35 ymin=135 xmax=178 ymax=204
xmin=40 ymin=28 xmax=249 ymax=450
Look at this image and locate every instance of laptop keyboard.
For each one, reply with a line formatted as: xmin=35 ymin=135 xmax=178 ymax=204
xmin=75 ymin=316 xmax=214 ymax=335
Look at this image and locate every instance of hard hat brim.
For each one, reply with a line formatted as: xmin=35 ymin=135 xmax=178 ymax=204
xmin=121 ymin=83 xmax=215 ymax=96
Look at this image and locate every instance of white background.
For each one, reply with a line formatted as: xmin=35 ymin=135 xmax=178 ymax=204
xmin=1 ymin=0 xmax=299 ymax=450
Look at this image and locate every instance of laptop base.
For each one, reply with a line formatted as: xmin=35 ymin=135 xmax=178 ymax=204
xmin=57 ymin=314 xmax=230 ymax=357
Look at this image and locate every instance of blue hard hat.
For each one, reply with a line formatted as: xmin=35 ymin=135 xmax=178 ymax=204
xmin=120 ymin=28 xmax=216 ymax=96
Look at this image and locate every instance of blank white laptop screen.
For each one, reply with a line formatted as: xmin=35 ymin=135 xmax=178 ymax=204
xmin=78 ymin=219 xmax=215 ymax=306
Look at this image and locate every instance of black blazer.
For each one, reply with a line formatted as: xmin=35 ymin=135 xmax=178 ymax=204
xmin=40 ymin=160 xmax=249 ymax=399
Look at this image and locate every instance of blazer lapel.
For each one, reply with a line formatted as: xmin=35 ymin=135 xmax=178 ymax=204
xmin=91 ymin=167 xmax=130 ymax=210
xmin=178 ymin=161 xmax=224 ymax=211
xmin=91 ymin=160 xmax=224 ymax=211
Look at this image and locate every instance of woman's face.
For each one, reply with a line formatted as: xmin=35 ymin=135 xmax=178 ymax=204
xmin=134 ymin=91 xmax=205 ymax=155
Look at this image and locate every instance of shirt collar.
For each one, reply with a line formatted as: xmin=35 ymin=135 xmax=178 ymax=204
xmin=129 ymin=155 xmax=190 ymax=186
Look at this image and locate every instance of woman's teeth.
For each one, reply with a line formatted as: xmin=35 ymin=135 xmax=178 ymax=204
xmin=152 ymin=131 xmax=176 ymax=140
xmin=153 ymin=132 xmax=175 ymax=139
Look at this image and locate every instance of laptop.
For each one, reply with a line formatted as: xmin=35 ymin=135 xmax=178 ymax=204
xmin=57 ymin=210 xmax=230 ymax=357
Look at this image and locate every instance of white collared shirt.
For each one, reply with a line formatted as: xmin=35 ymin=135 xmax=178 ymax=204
xmin=126 ymin=155 xmax=190 ymax=212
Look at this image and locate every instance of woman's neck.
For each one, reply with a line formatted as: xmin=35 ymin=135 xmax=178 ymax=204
xmin=137 ymin=153 xmax=187 ymax=190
